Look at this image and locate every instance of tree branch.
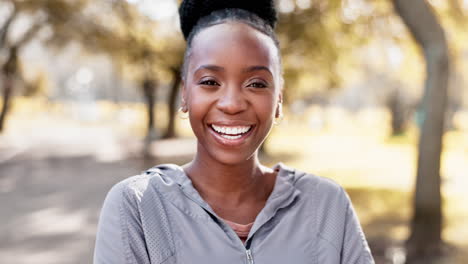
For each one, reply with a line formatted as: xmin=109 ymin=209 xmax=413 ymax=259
xmin=14 ymin=20 xmax=44 ymax=49
xmin=0 ymin=6 xmax=18 ymax=50
xmin=392 ymin=0 xmax=448 ymax=54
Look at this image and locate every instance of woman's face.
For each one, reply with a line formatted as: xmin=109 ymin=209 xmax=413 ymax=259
xmin=183 ymin=22 xmax=282 ymax=165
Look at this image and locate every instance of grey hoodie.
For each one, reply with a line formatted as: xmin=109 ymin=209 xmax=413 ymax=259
xmin=94 ymin=163 xmax=374 ymax=264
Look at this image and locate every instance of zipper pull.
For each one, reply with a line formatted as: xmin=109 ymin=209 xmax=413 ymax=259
xmin=246 ymin=249 xmax=254 ymax=264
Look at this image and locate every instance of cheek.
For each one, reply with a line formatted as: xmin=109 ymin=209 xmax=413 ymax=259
xmin=188 ymin=89 xmax=212 ymax=110
xmin=186 ymin=89 xmax=212 ymax=127
xmin=256 ymin=97 xmax=277 ymax=123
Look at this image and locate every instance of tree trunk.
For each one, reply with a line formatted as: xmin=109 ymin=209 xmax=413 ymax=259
xmin=142 ymin=78 xmax=157 ymax=141
xmin=386 ymin=89 xmax=408 ymax=136
xmin=163 ymin=68 xmax=181 ymax=139
xmin=0 ymin=8 xmax=17 ymax=50
xmin=0 ymin=77 xmax=13 ymax=132
xmin=0 ymin=47 xmax=18 ymax=133
xmin=0 ymin=14 xmax=42 ymax=133
xmin=391 ymin=0 xmax=450 ymax=262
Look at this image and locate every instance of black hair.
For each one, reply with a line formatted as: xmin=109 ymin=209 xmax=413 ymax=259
xmin=179 ymin=0 xmax=277 ymax=40
xmin=178 ymin=1 xmax=282 ymax=79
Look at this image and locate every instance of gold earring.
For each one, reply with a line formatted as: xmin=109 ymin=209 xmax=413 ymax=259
xmin=274 ymin=104 xmax=283 ymax=125
xmin=178 ymin=106 xmax=189 ymax=119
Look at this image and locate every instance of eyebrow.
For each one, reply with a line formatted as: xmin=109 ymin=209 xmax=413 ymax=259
xmin=242 ymin=65 xmax=273 ymax=77
xmin=194 ymin=64 xmax=273 ymax=77
xmin=194 ymin=64 xmax=224 ymax=74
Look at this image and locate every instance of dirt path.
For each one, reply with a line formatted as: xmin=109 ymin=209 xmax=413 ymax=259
xmin=0 ymin=123 xmax=195 ymax=264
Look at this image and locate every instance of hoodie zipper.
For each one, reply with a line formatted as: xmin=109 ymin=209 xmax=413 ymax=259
xmin=245 ymin=238 xmax=254 ymax=264
xmin=246 ymin=249 xmax=254 ymax=264
xmin=179 ymin=183 xmax=257 ymax=264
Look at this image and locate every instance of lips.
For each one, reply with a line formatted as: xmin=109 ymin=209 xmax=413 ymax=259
xmin=208 ymin=123 xmax=254 ymax=145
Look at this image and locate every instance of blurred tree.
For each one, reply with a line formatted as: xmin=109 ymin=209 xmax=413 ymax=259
xmin=0 ymin=46 xmax=17 ymax=132
xmin=0 ymin=6 xmax=44 ymax=132
xmin=0 ymin=0 xmax=90 ymax=132
xmin=277 ymin=0 xmax=356 ymax=102
xmin=109 ymin=2 xmax=160 ymax=142
xmin=65 ymin=0 xmax=185 ymax=141
xmin=384 ymin=86 xmax=413 ymax=136
xmin=274 ymin=0 xmax=419 ymax=138
xmin=162 ymin=65 xmax=182 ymax=139
xmin=0 ymin=0 xmax=185 ymax=140
xmin=276 ymin=2 xmax=464 ymax=260
xmin=276 ymin=0 xmax=398 ymax=100
xmin=391 ymin=0 xmax=450 ymax=262
xmin=434 ymin=0 xmax=468 ymax=131
xmin=161 ymin=48 xmax=184 ymax=139
xmin=276 ymin=0 xmax=466 ymax=134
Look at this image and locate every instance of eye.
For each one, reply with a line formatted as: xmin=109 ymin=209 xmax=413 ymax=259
xmin=199 ymin=79 xmax=220 ymax=86
xmin=248 ymin=81 xmax=267 ymax=88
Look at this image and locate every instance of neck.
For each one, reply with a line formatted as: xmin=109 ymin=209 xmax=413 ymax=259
xmin=183 ymin=146 xmax=273 ymax=206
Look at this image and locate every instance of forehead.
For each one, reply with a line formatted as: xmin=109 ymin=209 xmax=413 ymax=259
xmin=189 ymin=22 xmax=279 ymax=73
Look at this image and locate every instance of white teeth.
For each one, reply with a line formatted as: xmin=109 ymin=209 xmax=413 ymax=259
xmin=211 ymin=125 xmax=251 ymax=136
xmin=221 ymin=134 xmax=242 ymax=140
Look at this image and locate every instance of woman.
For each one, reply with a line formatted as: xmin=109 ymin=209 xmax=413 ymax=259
xmin=94 ymin=0 xmax=374 ymax=263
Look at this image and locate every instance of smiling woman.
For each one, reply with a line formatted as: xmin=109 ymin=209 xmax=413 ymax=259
xmin=183 ymin=20 xmax=281 ymax=166
xmin=93 ymin=0 xmax=375 ymax=263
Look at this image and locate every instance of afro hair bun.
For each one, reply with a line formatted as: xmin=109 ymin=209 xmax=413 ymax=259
xmin=179 ymin=0 xmax=277 ymax=40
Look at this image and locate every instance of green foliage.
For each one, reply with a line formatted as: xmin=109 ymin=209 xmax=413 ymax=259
xmin=0 ymin=0 xmax=185 ymax=85
xmin=67 ymin=0 xmax=185 ymax=84
xmin=276 ymin=0 xmax=394 ymax=102
xmin=1 ymin=0 xmax=466 ymax=106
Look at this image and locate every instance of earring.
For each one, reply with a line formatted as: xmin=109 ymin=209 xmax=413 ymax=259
xmin=178 ymin=106 xmax=189 ymax=119
xmin=274 ymin=103 xmax=283 ymax=125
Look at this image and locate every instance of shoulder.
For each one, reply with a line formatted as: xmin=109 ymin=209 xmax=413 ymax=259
xmin=95 ymin=165 xmax=179 ymax=263
xmin=285 ymin=165 xmax=374 ymax=258
xmin=105 ymin=173 xmax=151 ymax=204
xmin=283 ymin=164 xmax=349 ymax=206
xmin=282 ymin=164 xmax=353 ymax=229
xmin=102 ymin=164 xmax=182 ymax=211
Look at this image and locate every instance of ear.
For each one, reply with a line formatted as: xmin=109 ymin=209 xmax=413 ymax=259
xmin=275 ymin=92 xmax=283 ymax=118
xmin=181 ymin=79 xmax=187 ymax=107
xmin=278 ymin=92 xmax=283 ymax=104
xmin=177 ymin=80 xmax=188 ymax=113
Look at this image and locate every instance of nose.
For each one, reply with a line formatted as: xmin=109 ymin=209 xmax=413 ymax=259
xmin=216 ymin=86 xmax=248 ymax=115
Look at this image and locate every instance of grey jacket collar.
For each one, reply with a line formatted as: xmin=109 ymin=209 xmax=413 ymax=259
xmin=147 ymin=163 xmax=301 ymax=244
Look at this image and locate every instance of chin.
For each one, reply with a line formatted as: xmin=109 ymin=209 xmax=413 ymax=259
xmin=208 ymin=148 xmax=258 ymax=166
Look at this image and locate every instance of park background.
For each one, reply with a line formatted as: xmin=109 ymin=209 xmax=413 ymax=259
xmin=0 ymin=0 xmax=467 ymax=263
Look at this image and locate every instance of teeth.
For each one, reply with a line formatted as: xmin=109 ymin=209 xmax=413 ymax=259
xmin=221 ymin=134 xmax=242 ymax=140
xmin=211 ymin=125 xmax=251 ymax=136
